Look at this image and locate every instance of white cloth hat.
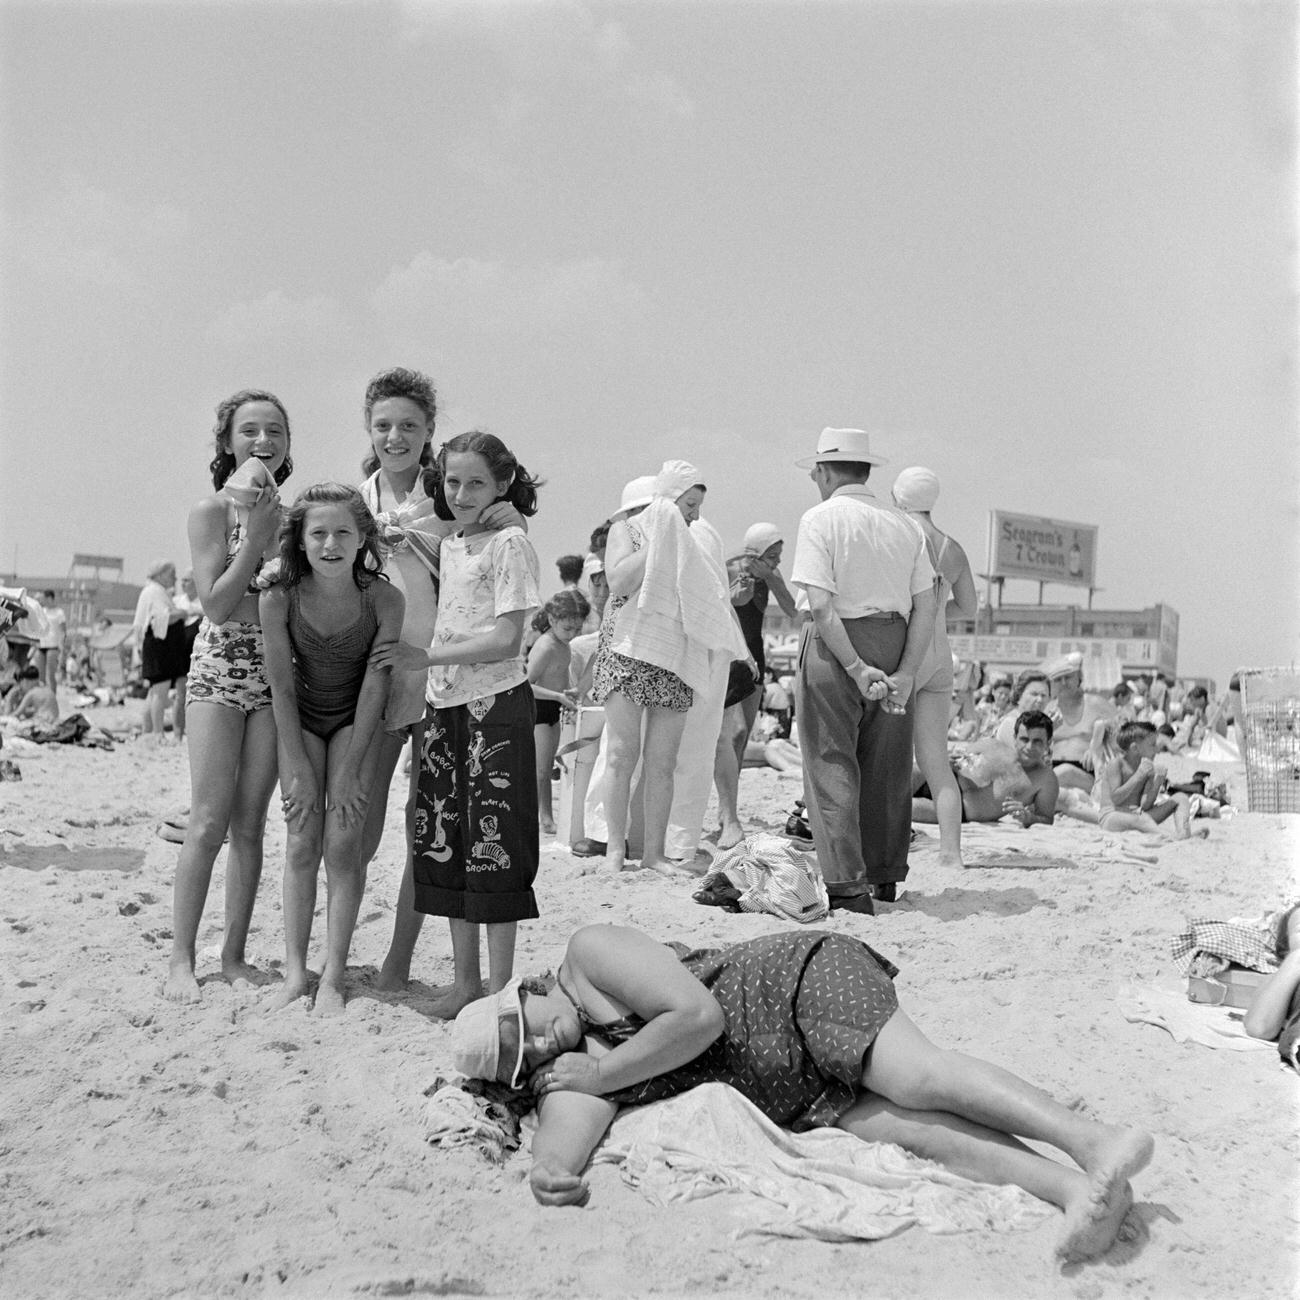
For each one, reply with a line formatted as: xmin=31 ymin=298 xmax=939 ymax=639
xmin=891 ymin=466 xmax=941 ymax=513
xmin=450 ymin=977 xmax=526 ymax=1087
xmin=619 ymin=475 xmax=657 ymax=514
xmin=795 ymin=427 xmax=889 ymax=469
xmin=654 ymin=460 xmax=702 ymax=500
xmin=742 ymin=522 xmax=783 ymax=556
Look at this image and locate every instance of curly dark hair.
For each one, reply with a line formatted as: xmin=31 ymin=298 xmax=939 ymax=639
xmin=360 ymin=367 xmax=438 ymax=478
xmin=209 ymin=390 xmax=293 ymax=489
xmin=276 ymin=483 xmax=385 ymax=588
xmin=433 ymin=431 xmax=542 ymax=521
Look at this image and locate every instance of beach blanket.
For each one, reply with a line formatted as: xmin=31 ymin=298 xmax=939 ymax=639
xmin=1117 ymin=979 xmax=1274 ymax=1052
xmin=592 ymin=1083 xmax=1054 ymax=1241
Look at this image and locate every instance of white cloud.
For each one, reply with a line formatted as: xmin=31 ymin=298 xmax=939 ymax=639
xmin=397 ymin=0 xmax=694 ymax=120
xmin=206 ymin=290 xmax=356 ymax=359
xmin=371 ymin=252 xmax=645 ymax=341
xmin=12 ymin=175 xmax=188 ymax=289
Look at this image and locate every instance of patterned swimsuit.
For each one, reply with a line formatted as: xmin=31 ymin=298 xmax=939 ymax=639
xmin=557 ymin=930 xmax=900 ymax=1131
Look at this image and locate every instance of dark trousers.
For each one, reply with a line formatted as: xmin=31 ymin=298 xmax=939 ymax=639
xmin=413 ymin=681 xmax=539 ymax=923
xmin=795 ymin=616 xmax=912 ymax=899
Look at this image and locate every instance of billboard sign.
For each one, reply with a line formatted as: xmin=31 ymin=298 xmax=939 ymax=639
xmin=990 ymin=512 xmax=1098 ymax=588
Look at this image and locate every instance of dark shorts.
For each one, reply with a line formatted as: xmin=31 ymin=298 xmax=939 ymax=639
xmin=534 ymin=697 xmax=561 ymax=727
xmin=142 ymin=622 xmax=190 ymax=685
xmin=412 ymin=681 xmax=539 ymax=924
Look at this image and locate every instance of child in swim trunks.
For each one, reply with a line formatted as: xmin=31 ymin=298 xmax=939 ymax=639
xmin=261 ymin=483 xmax=405 ymax=1016
xmin=1093 ymin=720 xmax=1194 ymax=838
xmin=527 ymin=589 xmax=589 ymax=835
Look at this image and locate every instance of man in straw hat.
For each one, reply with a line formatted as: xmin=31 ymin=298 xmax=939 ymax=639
xmin=789 ymin=429 xmax=937 ymax=912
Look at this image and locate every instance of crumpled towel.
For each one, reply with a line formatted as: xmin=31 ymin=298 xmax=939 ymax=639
xmin=1117 ymin=979 xmax=1273 ymax=1051
xmin=591 ymin=1083 xmax=1054 ymax=1242
xmin=694 ymin=832 xmax=830 ymax=924
xmin=422 ymin=1078 xmax=526 ymax=1164
xmin=1170 ymin=918 xmax=1278 ymax=977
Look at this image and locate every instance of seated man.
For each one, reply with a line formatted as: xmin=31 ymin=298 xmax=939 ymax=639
xmin=912 ymin=710 xmax=1058 ymax=827
xmin=4 ymin=665 xmax=58 ymax=725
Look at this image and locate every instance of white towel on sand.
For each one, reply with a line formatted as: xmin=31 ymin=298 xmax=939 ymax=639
xmin=591 ymin=1083 xmax=1053 ymax=1242
xmin=1117 ymin=979 xmax=1273 ymax=1051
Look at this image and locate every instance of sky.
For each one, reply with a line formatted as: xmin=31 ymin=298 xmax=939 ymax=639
xmin=1 ymin=0 xmax=1295 ymax=680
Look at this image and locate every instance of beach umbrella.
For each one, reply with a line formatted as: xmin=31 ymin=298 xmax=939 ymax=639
xmin=0 ymin=587 xmax=51 ymax=642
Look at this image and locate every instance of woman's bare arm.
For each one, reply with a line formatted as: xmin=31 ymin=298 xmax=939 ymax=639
xmin=1244 ymin=951 xmax=1300 ymax=1042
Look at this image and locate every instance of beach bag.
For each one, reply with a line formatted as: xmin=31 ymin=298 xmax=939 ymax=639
xmin=724 ymin=660 xmax=758 ymax=709
xmin=693 ymin=832 xmax=830 ymax=923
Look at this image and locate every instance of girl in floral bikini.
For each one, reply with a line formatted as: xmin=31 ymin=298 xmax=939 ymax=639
xmin=164 ymin=391 xmax=292 ymax=1004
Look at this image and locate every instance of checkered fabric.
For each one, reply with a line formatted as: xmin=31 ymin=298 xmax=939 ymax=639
xmin=1170 ymin=918 xmax=1279 ymax=977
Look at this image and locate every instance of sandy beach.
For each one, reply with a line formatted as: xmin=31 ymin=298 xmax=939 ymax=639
xmin=1 ymin=707 xmax=1296 ymax=1300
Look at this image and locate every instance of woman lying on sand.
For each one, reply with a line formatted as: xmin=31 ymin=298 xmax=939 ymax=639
xmin=451 ymin=924 xmax=1153 ymax=1264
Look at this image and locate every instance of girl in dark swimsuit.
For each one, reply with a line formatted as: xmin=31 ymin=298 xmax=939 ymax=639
xmin=260 ymin=484 xmax=406 ymax=1016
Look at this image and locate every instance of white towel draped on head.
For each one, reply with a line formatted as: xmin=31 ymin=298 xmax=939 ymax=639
xmin=611 ymin=459 xmax=743 ymax=695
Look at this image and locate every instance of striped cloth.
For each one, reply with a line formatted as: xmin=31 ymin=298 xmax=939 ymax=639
xmin=359 ymin=471 xmax=445 ymax=580
xmin=696 ymin=833 xmax=830 ymax=924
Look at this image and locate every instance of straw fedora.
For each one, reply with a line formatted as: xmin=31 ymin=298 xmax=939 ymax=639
xmin=795 ymin=427 xmax=889 ymax=469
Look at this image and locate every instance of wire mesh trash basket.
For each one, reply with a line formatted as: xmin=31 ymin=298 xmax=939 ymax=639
xmin=1240 ymin=668 xmax=1300 ymax=813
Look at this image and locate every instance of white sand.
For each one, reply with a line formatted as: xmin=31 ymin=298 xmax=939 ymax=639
xmin=1 ymin=709 xmax=1296 ymax=1299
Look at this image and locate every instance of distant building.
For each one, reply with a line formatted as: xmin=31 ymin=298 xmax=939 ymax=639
xmin=1 ymin=553 xmax=141 ymax=631
xmin=761 ymin=601 xmax=1179 ymax=681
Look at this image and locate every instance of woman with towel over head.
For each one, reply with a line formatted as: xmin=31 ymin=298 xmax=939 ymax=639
xmin=591 ymin=462 xmax=738 ymax=875
xmin=891 ymin=467 xmax=978 ymax=870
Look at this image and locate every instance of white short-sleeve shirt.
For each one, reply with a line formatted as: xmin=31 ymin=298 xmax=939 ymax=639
xmin=790 ymin=484 xmax=934 ymax=618
xmin=426 ymin=527 xmax=540 ymax=709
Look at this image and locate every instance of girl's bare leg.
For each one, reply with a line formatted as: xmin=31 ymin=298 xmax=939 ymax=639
xmin=912 ymin=688 xmax=964 ymax=868
xmin=146 ymin=680 xmax=169 ymax=740
xmin=173 ymin=674 xmax=188 ymax=743
xmin=315 ymin=727 xmax=384 ymax=1016
xmin=263 ymin=729 xmax=327 ymax=1014
xmin=222 ymin=706 xmax=280 ymax=983
xmin=485 ymin=921 xmax=517 ymax=994
xmin=641 ymin=706 xmax=690 ymax=874
xmin=165 ymin=703 xmax=245 ymax=1001
xmin=712 ymin=703 xmax=747 ymax=849
xmin=430 ymin=918 xmax=483 ymax=1019
xmin=856 ymin=1010 xmax=1152 ymax=1260
xmin=601 ymin=692 xmax=643 ymax=872
xmin=371 ymin=727 xmax=430 ymax=991
xmin=534 ymin=721 xmax=560 ymax=835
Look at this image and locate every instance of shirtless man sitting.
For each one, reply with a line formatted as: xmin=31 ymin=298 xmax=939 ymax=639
xmin=913 ymin=710 xmax=1059 ymax=828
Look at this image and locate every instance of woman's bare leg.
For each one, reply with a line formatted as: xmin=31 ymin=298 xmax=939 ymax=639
xmin=602 ymin=692 xmax=644 ymax=872
xmin=912 ymin=688 xmax=964 ymax=868
xmin=173 ymin=675 xmax=188 ymax=742
xmin=854 ymin=1010 xmax=1152 ymax=1260
xmin=712 ymin=703 xmax=746 ymax=848
xmin=640 ymin=705 xmax=690 ymax=873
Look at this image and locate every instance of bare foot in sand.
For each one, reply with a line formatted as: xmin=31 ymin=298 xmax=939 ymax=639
xmin=374 ymin=958 xmax=410 ymax=993
xmin=313 ymin=975 xmax=346 ymax=1018
xmin=428 ymin=983 xmax=482 ymax=1020
xmin=162 ymin=959 xmax=202 ymax=1004
xmin=717 ymin=822 xmax=745 ymax=851
xmin=261 ymin=972 xmax=311 ymax=1016
xmin=1057 ymin=1175 xmax=1135 ymax=1263
xmin=540 ymin=817 xmax=556 ymax=836
xmin=221 ymin=957 xmax=267 ymax=988
xmin=644 ymin=857 xmax=696 ymax=878
xmin=1057 ymin=1126 xmax=1154 ymax=1262
xmin=939 ymin=852 xmax=966 ymax=870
